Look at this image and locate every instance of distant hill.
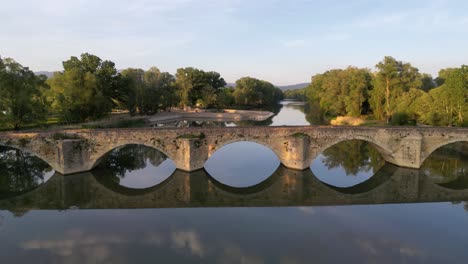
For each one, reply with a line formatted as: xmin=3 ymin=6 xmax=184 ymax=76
xmin=276 ymin=83 xmax=309 ymax=91
xmin=34 ymin=71 xmax=55 ymax=78
xmin=226 ymin=82 xmax=309 ymax=90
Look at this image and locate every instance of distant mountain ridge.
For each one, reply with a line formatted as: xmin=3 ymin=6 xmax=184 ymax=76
xmin=227 ymin=82 xmax=309 ymax=90
xmin=276 ymin=83 xmax=309 ymax=91
xmin=34 ymin=71 xmax=55 ymax=78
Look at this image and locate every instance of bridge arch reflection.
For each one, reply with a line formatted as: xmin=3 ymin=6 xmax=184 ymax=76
xmin=91 ymin=143 xmax=176 ymax=171
xmin=421 ymin=141 xmax=468 ymax=191
xmin=0 ymin=145 xmax=55 ymax=199
xmin=420 ymin=139 xmax=468 ymax=166
xmin=310 ymin=139 xmax=385 ymax=188
xmin=205 ymin=141 xmax=280 ymax=188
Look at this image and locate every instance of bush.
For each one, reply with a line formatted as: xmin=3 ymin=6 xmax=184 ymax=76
xmin=390 ymin=112 xmax=410 ymax=126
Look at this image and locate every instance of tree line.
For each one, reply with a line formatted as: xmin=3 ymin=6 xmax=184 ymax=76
xmin=0 ymin=53 xmax=282 ymax=129
xmin=295 ymin=56 xmax=467 ymax=126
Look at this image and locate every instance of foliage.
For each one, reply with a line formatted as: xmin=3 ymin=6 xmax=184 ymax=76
xmin=175 ymin=67 xmax=226 ymax=108
xmin=0 ymin=57 xmax=48 ymax=129
xmin=369 ymin=56 xmax=422 ymax=122
xmin=233 ymin=77 xmax=283 ymax=107
xmin=389 ymin=112 xmax=411 ymax=126
xmin=283 ymin=88 xmax=307 ymax=100
xmin=47 ymin=53 xmax=123 ymax=123
xmin=306 ymin=67 xmax=372 ymax=117
xmin=120 ymin=67 xmax=178 ymax=114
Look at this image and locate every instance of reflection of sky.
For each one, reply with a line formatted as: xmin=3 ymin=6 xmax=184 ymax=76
xmin=271 ymin=101 xmax=310 ymax=126
xmin=204 ymin=142 xmax=280 ymax=187
xmin=118 ymin=159 xmax=176 ymax=189
xmin=311 ymin=154 xmax=375 ymax=187
xmin=2 ymin=202 xmax=468 ymax=263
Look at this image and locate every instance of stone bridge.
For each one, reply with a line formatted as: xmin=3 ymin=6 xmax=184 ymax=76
xmin=1 ymin=165 xmax=468 ymax=212
xmin=0 ymin=126 xmax=467 ymax=175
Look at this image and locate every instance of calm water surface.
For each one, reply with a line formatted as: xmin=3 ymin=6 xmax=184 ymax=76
xmin=1 ymin=101 xmax=468 ymax=263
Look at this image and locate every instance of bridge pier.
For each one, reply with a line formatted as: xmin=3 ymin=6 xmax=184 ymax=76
xmin=278 ymin=135 xmax=311 ymax=170
xmin=55 ymin=139 xmax=93 ymax=175
xmin=381 ymin=135 xmax=423 ymax=169
xmin=174 ymin=138 xmax=209 ymax=172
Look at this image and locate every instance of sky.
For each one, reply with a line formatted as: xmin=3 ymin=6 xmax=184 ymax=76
xmin=1 ymin=0 xmax=468 ymax=85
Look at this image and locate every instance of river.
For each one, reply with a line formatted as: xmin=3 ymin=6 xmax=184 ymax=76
xmin=0 ymin=101 xmax=467 ymax=263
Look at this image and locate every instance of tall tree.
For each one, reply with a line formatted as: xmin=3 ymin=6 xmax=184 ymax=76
xmin=233 ymin=77 xmax=282 ymax=107
xmin=0 ymin=57 xmax=47 ymax=129
xmin=305 ymin=67 xmax=372 ymax=117
xmin=421 ymin=73 xmax=436 ymax=91
xmin=444 ymin=65 xmax=468 ymax=126
xmin=175 ymin=67 xmax=226 ymax=108
xmin=370 ymin=56 xmax=422 ymax=123
xmin=47 ymin=53 xmax=122 ymax=123
xmin=120 ymin=67 xmax=177 ymax=114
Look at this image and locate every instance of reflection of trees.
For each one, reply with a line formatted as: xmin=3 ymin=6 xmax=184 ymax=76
xmin=0 ymin=146 xmax=53 ymax=194
xmin=422 ymin=142 xmax=468 ymax=187
xmin=320 ymin=140 xmax=384 ymax=176
xmin=96 ymin=145 xmax=168 ymax=180
xmin=304 ymin=102 xmax=326 ymax=125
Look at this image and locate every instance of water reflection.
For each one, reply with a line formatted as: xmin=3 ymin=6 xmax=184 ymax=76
xmin=0 ymin=146 xmax=54 ymax=198
xmin=422 ymin=142 xmax=468 ymax=190
xmin=311 ymin=140 xmax=385 ymax=187
xmin=204 ymin=142 xmax=280 ymax=187
xmin=270 ymin=100 xmax=311 ymax=126
xmin=3 ymin=163 xmax=468 ymax=211
xmin=94 ymin=144 xmax=176 ymax=189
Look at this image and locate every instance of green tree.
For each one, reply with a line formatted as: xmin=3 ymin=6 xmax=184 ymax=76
xmin=444 ymin=66 xmax=468 ymax=126
xmin=233 ymin=77 xmax=282 ymax=107
xmin=175 ymin=67 xmax=226 ymax=108
xmin=121 ymin=67 xmax=177 ymax=114
xmin=305 ymin=67 xmax=372 ymax=117
xmin=0 ymin=57 xmax=48 ymax=129
xmin=47 ymin=53 xmax=122 ymax=123
xmin=370 ymin=56 xmax=422 ymax=123
xmin=435 ymin=68 xmax=456 ymax=86
xmin=421 ymin=73 xmax=436 ymax=91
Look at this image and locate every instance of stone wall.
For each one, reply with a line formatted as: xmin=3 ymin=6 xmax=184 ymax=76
xmin=0 ymin=126 xmax=467 ymax=174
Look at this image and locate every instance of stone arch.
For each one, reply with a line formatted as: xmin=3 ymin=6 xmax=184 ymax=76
xmin=207 ymin=137 xmax=283 ymax=160
xmin=0 ymin=141 xmax=58 ymax=173
xmin=306 ymin=135 xmax=393 ymax=167
xmin=314 ymin=163 xmax=397 ymax=195
xmin=420 ymin=139 xmax=468 ymax=166
xmin=204 ymin=166 xmax=283 ymax=195
xmin=90 ymin=142 xmax=177 ymax=171
xmin=91 ymin=168 xmax=179 ymax=196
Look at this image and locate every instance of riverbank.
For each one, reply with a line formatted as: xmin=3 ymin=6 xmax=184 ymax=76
xmin=63 ymin=109 xmax=275 ymax=129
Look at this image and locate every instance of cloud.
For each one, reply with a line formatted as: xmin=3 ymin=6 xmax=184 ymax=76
xmin=21 ymin=229 xmax=127 ymax=263
xmin=297 ymin=207 xmax=315 ymax=215
xmin=220 ymin=244 xmax=264 ymax=264
xmin=355 ymin=237 xmax=426 ymax=261
xmin=171 ymin=230 xmax=205 ymax=257
xmin=350 ymin=1 xmax=468 ymax=32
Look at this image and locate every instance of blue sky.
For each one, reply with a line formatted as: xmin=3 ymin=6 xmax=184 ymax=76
xmin=1 ymin=0 xmax=467 ymax=85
